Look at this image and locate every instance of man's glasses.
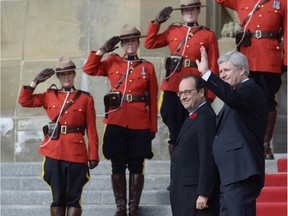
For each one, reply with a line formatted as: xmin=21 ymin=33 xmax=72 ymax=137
xmin=177 ymin=89 xmax=197 ymax=97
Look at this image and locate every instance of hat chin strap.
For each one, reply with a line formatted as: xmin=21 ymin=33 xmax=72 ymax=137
xmin=186 ymin=22 xmax=199 ymax=27
xmin=61 ymin=86 xmax=76 ymax=92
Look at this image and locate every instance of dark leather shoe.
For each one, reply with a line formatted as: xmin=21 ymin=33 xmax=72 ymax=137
xmin=264 ymin=147 xmax=274 ymax=160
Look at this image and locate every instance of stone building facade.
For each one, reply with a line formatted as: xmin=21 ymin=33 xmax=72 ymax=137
xmin=1 ymin=0 xmax=286 ymax=162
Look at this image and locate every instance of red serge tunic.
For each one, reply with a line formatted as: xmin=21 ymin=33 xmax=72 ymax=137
xmin=144 ymin=21 xmax=219 ymax=100
xmin=83 ymin=52 xmax=159 ymax=133
xmin=18 ymin=88 xmax=99 ymax=163
xmin=215 ymin=0 xmax=287 ymax=73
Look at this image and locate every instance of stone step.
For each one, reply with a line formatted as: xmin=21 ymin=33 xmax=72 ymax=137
xmin=1 ymin=155 xmax=286 ymax=216
xmin=1 ymin=190 xmax=170 ymax=206
xmin=1 ymin=160 xmax=170 ymax=176
xmin=1 ymin=205 xmax=173 ymax=216
xmin=2 ymin=175 xmax=170 ymax=191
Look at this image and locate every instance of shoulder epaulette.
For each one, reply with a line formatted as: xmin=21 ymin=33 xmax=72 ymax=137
xmin=47 ymin=84 xmax=58 ymax=91
xmin=111 ymin=53 xmax=120 ymax=56
xmin=78 ymin=90 xmax=91 ymax=96
xmin=140 ymin=58 xmax=152 ymax=65
xmin=170 ymin=22 xmax=183 ymax=27
xmin=199 ymin=26 xmax=211 ymax=31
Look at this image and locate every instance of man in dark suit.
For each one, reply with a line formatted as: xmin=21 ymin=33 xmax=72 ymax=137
xmin=170 ymin=75 xmax=219 ymax=216
xmin=196 ymin=46 xmax=268 ymax=216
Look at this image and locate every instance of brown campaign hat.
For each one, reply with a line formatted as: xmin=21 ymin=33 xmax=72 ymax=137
xmin=119 ymin=23 xmax=146 ymax=40
xmin=55 ymin=56 xmax=80 ymax=73
xmin=173 ymin=0 xmax=206 ymax=10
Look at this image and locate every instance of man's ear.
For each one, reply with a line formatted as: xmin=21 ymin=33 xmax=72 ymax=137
xmin=239 ymin=66 xmax=246 ymax=76
xmin=200 ymin=88 xmax=205 ymax=97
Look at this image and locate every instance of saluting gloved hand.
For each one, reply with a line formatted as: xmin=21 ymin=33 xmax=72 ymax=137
xmin=155 ymin=6 xmax=173 ymax=24
xmin=99 ymin=36 xmax=121 ymax=54
xmin=33 ymin=68 xmax=55 ymax=85
xmin=88 ymin=160 xmax=99 ymax=169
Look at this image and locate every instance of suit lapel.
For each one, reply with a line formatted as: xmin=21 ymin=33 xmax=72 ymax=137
xmin=175 ymin=103 xmax=209 ymax=145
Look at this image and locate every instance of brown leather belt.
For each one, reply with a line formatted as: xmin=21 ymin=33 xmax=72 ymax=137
xmin=182 ymin=59 xmax=197 ymax=68
xmin=252 ymin=30 xmax=278 ymax=39
xmin=124 ymin=94 xmax=146 ymax=103
xmin=60 ymin=125 xmax=85 ymax=134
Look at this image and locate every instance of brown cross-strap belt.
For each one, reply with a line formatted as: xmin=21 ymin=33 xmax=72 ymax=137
xmin=182 ymin=59 xmax=197 ymax=68
xmin=251 ymin=30 xmax=279 ymax=39
xmin=60 ymin=125 xmax=85 ymax=134
xmin=124 ymin=94 xmax=147 ymax=103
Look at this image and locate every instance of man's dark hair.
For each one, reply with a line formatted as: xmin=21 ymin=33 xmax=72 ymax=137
xmin=181 ymin=75 xmax=206 ymax=96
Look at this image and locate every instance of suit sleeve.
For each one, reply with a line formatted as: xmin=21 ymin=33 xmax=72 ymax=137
xmin=85 ymin=95 xmax=99 ymax=161
xmin=206 ymin=73 xmax=257 ymax=111
xmin=197 ymin=111 xmax=216 ymax=196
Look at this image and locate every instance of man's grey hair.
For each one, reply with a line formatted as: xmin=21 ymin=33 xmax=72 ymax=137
xmin=217 ymin=51 xmax=250 ymax=76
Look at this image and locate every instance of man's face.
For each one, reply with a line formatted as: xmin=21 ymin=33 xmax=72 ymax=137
xmin=121 ymin=38 xmax=140 ymax=55
xmin=182 ymin=7 xmax=200 ymax=23
xmin=178 ymin=77 xmax=204 ymax=112
xmin=219 ymin=60 xmax=245 ymax=88
xmin=56 ymin=71 xmax=76 ymax=88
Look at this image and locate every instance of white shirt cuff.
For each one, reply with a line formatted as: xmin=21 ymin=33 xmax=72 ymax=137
xmin=202 ymin=70 xmax=212 ymax=81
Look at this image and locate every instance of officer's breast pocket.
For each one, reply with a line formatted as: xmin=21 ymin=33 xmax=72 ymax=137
xmin=224 ymin=141 xmax=243 ymax=152
xmin=72 ymin=107 xmax=85 ymax=118
xmin=47 ymin=105 xmax=60 ymax=117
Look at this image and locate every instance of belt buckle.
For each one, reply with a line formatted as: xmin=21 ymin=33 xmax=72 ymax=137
xmin=183 ymin=59 xmax=190 ymax=67
xmin=61 ymin=126 xmax=67 ymax=134
xmin=255 ymin=30 xmax=262 ymax=39
xmin=126 ymin=94 xmax=132 ymax=103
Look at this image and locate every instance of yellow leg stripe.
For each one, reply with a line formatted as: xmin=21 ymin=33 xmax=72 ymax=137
xmin=158 ymin=91 xmax=164 ymax=113
xmin=41 ymin=156 xmax=53 ymax=201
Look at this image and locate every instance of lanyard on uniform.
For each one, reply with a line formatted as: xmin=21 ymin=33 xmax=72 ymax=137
xmin=40 ymin=92 xmax=70 ymax=148
xmin=174 ymin=26 xmax=203 ymax=55
xmin=241 ymin=0 xmax=269 ymax=27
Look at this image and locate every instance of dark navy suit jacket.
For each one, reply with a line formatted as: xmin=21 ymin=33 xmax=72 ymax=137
xmin=170 ymin=103 xmax=219 ymax=216
xmin=206 ymin=73 xmax=267 ymax=186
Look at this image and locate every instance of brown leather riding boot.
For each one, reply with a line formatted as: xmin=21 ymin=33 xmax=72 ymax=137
xmin=50 ymin=207 xmax=66 ymax=216
xmin=66 ymin=207 xmax=82 ymax=216
xmin=128 ymin=173 xmax=144 ymax=216
xmin=264 ymin=111 xmax=277 ymax=160
xmin=112 ymin=174 xmax=127 ymax=216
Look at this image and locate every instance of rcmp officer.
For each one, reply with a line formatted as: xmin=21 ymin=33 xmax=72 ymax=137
xmin=214 ymin=0 xmax=287 ymax=159
xmin=18 ymin=57 xmax=99 ymax=216
xmin=83 ymin=23 xmax=158 ymax=216
xmin=144 ymin=0 xmax=219 ymax=172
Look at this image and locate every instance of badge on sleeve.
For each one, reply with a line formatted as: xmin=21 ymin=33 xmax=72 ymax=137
xmin=141 ymin=66 xmax=146 ymax=76
xmin=273 ymin=0 xmax=281 ymax=10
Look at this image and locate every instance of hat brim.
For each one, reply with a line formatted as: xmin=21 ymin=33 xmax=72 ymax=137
xmin=120 ymin=35 xmax=146 ymax=40
xmin=173 ymin=5 xmax=206 ymax=10
xmin=56 ymin=67 xmax=82 ymax=73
